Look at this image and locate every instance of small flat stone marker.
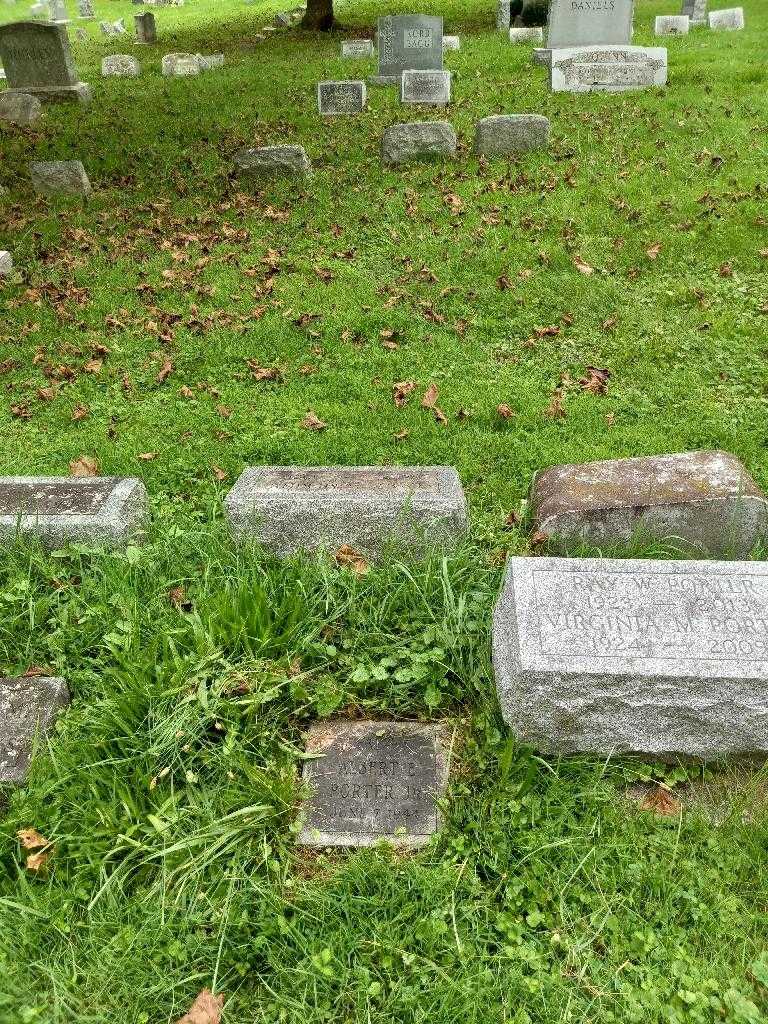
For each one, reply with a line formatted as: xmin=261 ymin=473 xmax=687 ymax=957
xmin=655 ymin=14 xmax=689 ymax=34
xmin=509 ymin=26 xmax=544 ymax=43
xmin=101 ymin=53 xmax=141 ymax=76
xmin=400 ymin=68 xmax=451 ymax=105
xmin=161 ymin=52 xmax=199 ymax=75
xmin=0 ymin=675 xmax=69 ymax=783
xmin=708 ymin=7 xmax=744 ymax=29
xmin=197 ymin=52 xmax=224 ymax=70
xmin=381 ymin=121 xmax=457 ymax=165
xmin=0 ymin=20 xmax=91 ymax=103
xmin=233 ymin=145 xmax=312 ymax=181
xmin=474 ymin=113 xmax=550 ymax=156
xmin=298 ymin=720 xmax=450 ymax=847
xmin=341 ymin=38 xmax=373 ymax=57
xmin=0 ymin=90 xmax=42 ymax=125
xmin=493 ymin=556 xmax=768 ymax=760
xmin=531 ymin=451 xmax=768 ymax=557
xmin=317 ymin=79 xmax=366 ymax=115
xmin=550 ymin=45 xmax=668 ymax=93
xmin=224 ymin=465 xmax=467 ymax=555
xmin=0 ymin=251 xmax=12 ymax=277
xmin=30 ymin=159 xmax=92 ymax=197
xmin=372 ymin=14 xmax=443 ymax=85
xmin=0 ymin=476 xmax=147 ymax=547
xmin=442 ymin=34 xmax=460 ymax=50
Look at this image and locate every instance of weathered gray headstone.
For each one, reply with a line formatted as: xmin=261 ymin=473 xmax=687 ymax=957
xmin=493 ymin=556 xmax=768 ymax=760
xmin=0 ymin=90 xmax=42 ymax=125
xmin=400 ymin=68 xmax=451 ymax=105
xmin=0 ymin=676 xmax=69 ymax=783
xmin=99 ymin=19 xmax=115 ymax=36
xmin=341 ymin=38 xmax=374 ymax=57
xmin=497 ymin=0 xmax=511 ymax=30
xmin=30 ymin=159 xmax=91 ymax=196
xmin=196 ymin=52 xmax=224 ymax=70
xmin=381 ymin=121 xmax=457 ymax=165
xmin=161 ymin=51 xmax=199 ymax=75
xmin=48 ymin=0 xmax=69 ymax=23
xmin=298 ymin=721 xmax=450 ymax=847
xmin=372 ymin=14 xmax=442 ymax=85
xmin=531 ymin=451 xmax=768 ymax=557
xmin=510 ymin=26 xmax=544 ymax=42
xmin=0 ymin=251 xmax=12 ymax=277
xmin=547 ymin=0 xmax=633 ymax=48
xmin=550 ymin=45 xmax=667 ymax=92
xmin=475 ymin=113 xmax=550 ymax=156
xmin=442 ymin=34 xmax=460 ymax=50
xmin=134 ymin=11 xmax=156 ymax=43
xmin=113 ymin=18 xmax=127 ymax=34
xmin=101 ymin=53 xmax=140 ymax=76
xmin=76 ymin=0 xmax=93 ymax=18
xmin=0 ymin=21 xmax=91 ymax=103
xmin=224 ymin=465 xmax=467 ymax=555
xmin=317 ymin=79 xmax=366 ymax=115
xmin=655 ymin=14 xmax=689 ymax=34
xmin=0 ymin=476 xmax=147 ymax=546
xmin=234 ymin=145 xmax=312 ymax=181
xmin=681 ymin=0 xmax=707 ymax=25
xmin=708 ymin=7 xmax=744 ymax=29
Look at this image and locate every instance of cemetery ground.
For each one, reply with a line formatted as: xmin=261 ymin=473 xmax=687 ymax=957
xmin=1 ymin=0 xmax=768 ymax=1020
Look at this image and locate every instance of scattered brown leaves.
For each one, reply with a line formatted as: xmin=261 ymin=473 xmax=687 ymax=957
xmin=393 ymin=380 xmax=416 ymax=408
xmin=18 ymin=828 xmax=54 ymax=873
xmin=497 ymin=403 xmax=516 ymax=420
xmin=69 ymin=455 xmax=99 ymax=477
xmin=174 ymin=989 xmax=224 ymax=1024
xmin=334 ymin=544 xmax=369 ymax=575
xmin=578 ymin=366 xmax=611 ymax=396
xmin=639 ymin=784 xmax=682 ymax=817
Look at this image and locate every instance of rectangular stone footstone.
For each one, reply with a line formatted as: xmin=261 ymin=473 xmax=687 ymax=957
xmin=372 ymin=14 xmax=442 ymax=85
xmin=224 ymin=465 xmax=467 ymax=556
xmin=400 ymin=68 xmax=451 ymax=105
xmin=297 ymin=721 xmax=450 ymax=847
xmin=0 ymin=676 xmax=69 ymax=783
xmin=234 ymin=145 xmax=312 ymax=180
xmin=0 ymin=476 xmax=147 ymax=547
xmin=708 ymin=7 xmax=744 ymax=30
xmin=341 ymin=39 xmax=373 ymax=57
xmin=30 ymin=159 xmax=92 ymax=196
xmin=550 ymin=46 xmax=668 ymax=93
xmin=0 ymin=20 xmax=91 ymax=103
xmin=682 ymin=0 xmax=708 ymax=25
xmin=493 ymin=556 xmax=768 ymax=760
xmin=474 ymin=114 xmax=550 ymax=156
xmin=442 ymin=35 xmax=460 ymax=50
xmin=510 ymin=26 xmax=544 ymax=43
xmin=317 ymin=79 xmax=366 ymax=115
xmin=531 ymin=451 xmax=768 ymax=558
xmin=655 ymin=14 xmax=689 ymax=34
xmin=381 ymin=121 xmax=456 ymax=165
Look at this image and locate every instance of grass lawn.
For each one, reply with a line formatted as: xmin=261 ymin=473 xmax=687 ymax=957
xmin=1 ymin=0 xmax=768 ymax=1020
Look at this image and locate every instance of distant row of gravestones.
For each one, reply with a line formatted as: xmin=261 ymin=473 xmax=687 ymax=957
xmin=4 ymin=450 xmax=768 ymax=840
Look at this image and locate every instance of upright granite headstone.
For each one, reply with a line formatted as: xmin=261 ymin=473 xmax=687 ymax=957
xmin=102 ymin=53 xmax=140 ymax=76
xmin=497 ymin=0 xmax=511 ymax=30
xmin=134 ymin=11 xmax=156 ymax=43
xmin=77 ymin=0 xmax=94 ymax=19
xmin=0 ymin=90 xmax=42 ymax=125
xmin=0 ymin=21 xmax=90 ymax=103
xmin=30 ymin=159 xmax=92 ymax=196
xmin=550 ymin=45 xmax=667 ymax=92
xmin=708 ymin=7 xmax=744 ymax=30
xmin=474 ymin=113 xmax=550 ymax=156
xmin=297 ymin=721 xmax=450 ymax=847
xmin=0 ymin=251 xmax=13 ymax=277
xmin=0 ymin=476 xmax=146 ymax=546
xmin=382 ymin=121 xmax=457 ymax=165
xmin=224 ymin=465 xmax=467 ymax=555
xmin=48 ymin=0 xmax=69 ymax=23
xmin=547 ymin=0 xmax=633 ymax=48
xmin=681 ymin=0 xmax=707 ymax=24
xmin=372 ymin=14 xmax=442 ymax=85
xmin=233 ymin=145 xmax=312 ymax=181
xmin=0 ymin=676 xmax=69 ymax=782
xmin=493 ymin=556 xmax=768 ymax=760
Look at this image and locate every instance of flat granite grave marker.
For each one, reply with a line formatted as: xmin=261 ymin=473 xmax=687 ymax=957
xmin=298 ymin=720 xmax=450 ymax=847
xmin=0 ymin=476 xmax=147 ymax=546
xmin=317 ymin=79 xmax=366 ymax=114
xmin=708 ymin=7 xmax=744 ymax=30
xmin=161 ymin=51 xmax=199 ymax=75
xmin=134 ymin=12 xmax=156 ymax=43
xmin=531 ymin=451 xmax=768 ymax=557
xmin=102 ymin=53 xmax=140 ymax=76
xmin=442 ymin=34 xmax=460 ymax=50
xmin=30 ymin=159 xmax=92 ymax=196
xmin=0 ymin=675 xmax=69 ymax=782
xmin=510 ymin=26 xmax=544 ymax=42
xmin=0 ymin=90 xmax=42 ymax=124
xmin=382 ymin=120 xmax=457 ymax=165
xmin=550 ymin=45 xmax=667 ymax=92
xmin=372 ymin=14 xmax=442 ymax=85
xmin=0 ymin=251 xmax=12 ymax=276
xmin=655 ymin=14 xmax=689 ymax=34
xmin=233 ymin=145 xmax=312 ymax=181
xmin=341 ymin=38 xmax=373 ymax=57
xmin=474 ymin=113 xmax=550 ymax=155
xmin=400 ymin=68 xmax=451 ymax=105
xmin=224 ymin=465 xmax=467 ymax=555
xmin=0 ymin=20 xmax=91 ymax=103
xmin=493 ymin=556 xmax=768 ymax=760
xmin=546 ymin=0 xmax=634 ymax=48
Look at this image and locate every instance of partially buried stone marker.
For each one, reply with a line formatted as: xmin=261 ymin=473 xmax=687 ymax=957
xmin=382 ymin=121 xmax=456 ymax=165
xmin=102 ymin=53 xmax=141 ymax=76
xmin=0 ymin=20 xmax=91 ymax=103
xmin=298 ymin=720 xmax=450 ymax=847
xmin=0 ymin=476 xmax=147 ymax=547
xmin=655 ymin=14 xmax=689 ymax=34
xmin=0 ymin=91 xmax=42 ymax=125
xmin=317 ymin=79 xmax=366 ymax=115
xmin=442 ymin=35 xmax=460 ymax=50
xmin=233 ymin=145 xmax=312 ymax=181
xmin=161 ymin=52 xmax=199 ymax=75
xmin=224 ymin=465 xmax=467 ymax=555
xmin=493 ymin=556 xmax=768 ymax=760
xmin=0 ymin=251 xmax=12 ymax=277
xmin=0 ymin=676 xmax=69 ymax=783
xmin=400 ymin=68 xmax=451 ymax=105
xmin=30 ymin=159 xmax=92 ymax=196
xmin=550 ymin=46 xmax=668 ymax=93
xmin=708 ymin=7 xmax=744 ymax=30
xmin=341 ymin=38 xmax=373 ymax=57
xmin=531 ymin=451 xmax=768 ymax=557
xmin=372 ymin=14 xmax=443 ymax=85
xmin=475 ymin=114 xmax=550 ymax=156
xmin=510 ymin=26 xmax=544 ymax=43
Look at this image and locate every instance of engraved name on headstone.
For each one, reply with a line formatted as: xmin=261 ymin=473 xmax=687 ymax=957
xmin=550 ymin=45 xmax=667 ymax=92
xmin=493 ymin=556 xmax=768 ymax=759
xmin=547 ymin=0 xmax=634 ymax=48
xmin=298 ymin=721 xmax=450 ymax=847
xmin=317 ymin=79 xmax=366 ymax=114
xmin=0 ymin=20 xmax=91 ymax=102
xmin=400 ymin=68 xmax=451 ymax=105
xmin=373 ymin=14 xmax=443 ymax=85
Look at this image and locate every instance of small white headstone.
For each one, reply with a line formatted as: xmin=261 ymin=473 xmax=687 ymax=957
xmin=102 ymin=53 xmax=141 ymax=76
xmin=341 ymin=38 xmax=374 ymax=57
xmin=0 ymin=251 xmax=12 ymax=277
xmin=550 ymin=45 xmax=668 ymax=93
xmin=442 ymin=34 xmax=460 ymax=50
xmin=655 ymin=14 xmax=690 ymax=34
xmin=708 ymin=7 xmax=744 ymax=29
xmin=400 ymin=68 xmax=451 ymax=106
xmin=509 ymin=26 xmax=544 ymax=43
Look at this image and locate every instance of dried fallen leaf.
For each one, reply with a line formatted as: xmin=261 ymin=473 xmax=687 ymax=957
xmin=573 ymin=255 xmax=594 ymax=276
xmin=544 ymin=389 xmax=566 ymax=420
xmin=432 ymin=406 xmax=448 ymax=426
xmin=578 ymin=366 xmax=611 ymax=396
xmin=301 ymin=410 xmax=326 ymax=431
xmin=168 ymin=586 xmax=191 ymax=610
xmin=174 ymin=988 xmax=224 ymax=1024
xmin=212 ymin=465 xmax=228 ymax=482
xmin=394 ymin=428 xmax=410 ymax=441
xmin=137 ymin=452 xmax=158 ymax=461
xmin=393 ymin=380 xmax=416 ymax=408
xmin=497 ymin=403 xmax=516 ymax=420
xmin=639 ymin=784 xmax=682 ymax=817
xmin=530 ymin=530 xmax=549 ymax=547
xmin=17 ymin=828 xmax=49 ymax=850
xmin=71 ymin=404 xmax=89 ymax=422
xmin=334 ymin=544 xmax=369 ymax=575
xmin=645 ymin=242 xmax=662 ymax=260
xmin=156 ymin=358 xmax=174 ymax=384
xmin=421 ymin=384 xmax=439 ymax=409
xmin=179 ymin=384 xmax=195 ymax=399
xmin=69 ymin=455 xmax=99 ymax=477
xmin=26 ymin=849 xmax=53 ymax=873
